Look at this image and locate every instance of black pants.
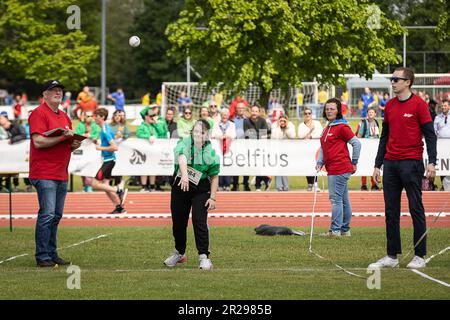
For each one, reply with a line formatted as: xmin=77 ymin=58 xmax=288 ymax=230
xmin=306 ymin=176 xmax=315 ymax=185
xmin=170 ymin=177 xmax=211 ymax=256
xmin=255 ymin=176 xmax=270 ymax=189
xmin=232 ymin=176 xmax=249 ymax=187
xmin=383 ymin=160 xmax=427 ymax=257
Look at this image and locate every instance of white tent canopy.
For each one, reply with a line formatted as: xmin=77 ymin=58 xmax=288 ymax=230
xmin=346 ymin=75 xmax=391 ymax=89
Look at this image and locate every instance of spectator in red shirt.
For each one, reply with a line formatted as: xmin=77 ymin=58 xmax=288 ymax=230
xmin=229 ymin=95 xmax=248 ymax=120
xmin=28 ymin=80 xmax=82 ymax=268
xmin=13 ymin=95 xmax=22 ymax=119
xmin=316 ymin=98 xmax=361 ymax=237
xmin=370 ymin=67 xmax=437 ymax=270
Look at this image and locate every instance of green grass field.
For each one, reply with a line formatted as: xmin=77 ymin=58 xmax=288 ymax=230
xmin=1 ymin=226 xmax=449 ymax=300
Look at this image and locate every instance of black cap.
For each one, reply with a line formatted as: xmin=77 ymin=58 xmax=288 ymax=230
xmin=42 ymin=80 xmax=65 ymax=92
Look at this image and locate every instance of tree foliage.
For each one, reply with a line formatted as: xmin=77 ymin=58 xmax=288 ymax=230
xmin=374 ymin=0 xmax=450 ymax=72
xmin=166 ymin=0 xmax=404 ymax=98
xmin=129 ymin=0 xmax=186 ymax=97
xmin=437 ymin=0 xmax=449 ymax=41
xmin=0 ymin=0 xmax=99 ymax=91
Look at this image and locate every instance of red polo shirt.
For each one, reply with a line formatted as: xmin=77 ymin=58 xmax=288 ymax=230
xmin=29 ymin=102 xmax=73 ymax=181
xmin=320 ymin=123 xmax=355 ymax=175
xmin=384 ymin=94 xmax=431 ymax=161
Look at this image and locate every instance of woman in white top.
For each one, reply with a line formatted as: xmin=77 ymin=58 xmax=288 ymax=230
xmin=271 ymin=115 xmax=296 ymax=191
xmin=212 ymin=108 xmax=236 ymax=191
xmin=298 ymin=107 xmax=323 ymax=191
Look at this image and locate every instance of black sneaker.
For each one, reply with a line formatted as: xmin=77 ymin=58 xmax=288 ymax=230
xmin=360 ymin=185 xmax=368 ymax=191
xmin=37 ymin=260 xmax=56 ymax=268
xmin=52 ymin=257 xmax=71 ymax=266
xmin=116 ymin=187 xmax=128 ymax=206
xmin=231 ymin=185 xmax=239 ymax=191
xmin=109 ymin=206 xmax=127 ymax=214
xmin=244 ymin=185 xmax=251 ymax=192
xmin=371 ymin=185 xmax=380 ymax=191
xmin=264 ymin=178 xmax=272 ymax=191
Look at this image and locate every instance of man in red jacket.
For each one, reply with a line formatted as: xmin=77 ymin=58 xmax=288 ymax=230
xmin=370 ymin=67 xmax=437 ymax=269
xmin=29 ymin=80 xmax=82 ymax=267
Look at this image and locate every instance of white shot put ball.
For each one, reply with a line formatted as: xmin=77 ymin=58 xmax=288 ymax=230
xmin=129 ymin=36 xmax=140 ymax=47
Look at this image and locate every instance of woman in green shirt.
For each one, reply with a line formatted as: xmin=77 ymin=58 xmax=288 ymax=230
xmin=164 ymin=119 xmax=220 ymax=271
xmin=177 ymin=107 xmax=196 ymax=138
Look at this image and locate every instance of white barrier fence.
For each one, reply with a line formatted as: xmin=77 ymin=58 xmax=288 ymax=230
xmin=1 ymin=139 xmax=449 ymax=177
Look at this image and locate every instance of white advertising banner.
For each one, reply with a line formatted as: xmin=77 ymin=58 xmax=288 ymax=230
xmin=1 ymin=138 xmax=449 ymax=176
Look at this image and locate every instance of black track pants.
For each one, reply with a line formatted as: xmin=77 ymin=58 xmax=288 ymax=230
xmin=170 ymin=177 xmax=211 ymax=256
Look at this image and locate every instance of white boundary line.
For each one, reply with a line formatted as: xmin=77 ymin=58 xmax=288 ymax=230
xmin=0 ymin=253 xmax=29 ymax=265
xmin=426 ymin=246 xmax=450 ymax=264
xmin=59 ymin=234 xmax=110 ymax=250
xmin=1 ymin=212 xmax=447 ymax=219
xmin=0 ymin=234 xmax=110 ymax=265
xmin=411 ymin=269 xmax=450 ymax=288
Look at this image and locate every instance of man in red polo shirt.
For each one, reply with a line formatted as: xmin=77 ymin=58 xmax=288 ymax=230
xmin=29 ymin=80 xmax=82 ymax=268
xmin=370 ymin=67 xmax=437 ymax=269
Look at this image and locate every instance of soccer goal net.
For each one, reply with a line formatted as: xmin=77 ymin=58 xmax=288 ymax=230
xmin=161 ymin=82 xmax=322 ymax=119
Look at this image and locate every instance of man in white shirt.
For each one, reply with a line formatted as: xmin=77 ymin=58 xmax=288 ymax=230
xmin=434 ymin=100 xmax=450 ymax=189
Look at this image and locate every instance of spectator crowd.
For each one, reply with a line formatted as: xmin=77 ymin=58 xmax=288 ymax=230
xmin=1 ymin=84 xmax=449 ymax=193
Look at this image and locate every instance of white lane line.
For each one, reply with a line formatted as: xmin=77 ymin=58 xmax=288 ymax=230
xmin=0 ymin=234 xmax=110 ymax=265
xmin=0 ymin=253 xmax=29 ymax=265
xmin=1 ymin=212 xmax=447 ymax=219
xmin=411 ymin=269 xmax=450 ymax=288
xmin=114 ymin=267 xmax=372 ymax=273
xmin=59 ymin=234 xmax=110 ymax=250
xmin=426 ymin=246 xmax=450 ymax=264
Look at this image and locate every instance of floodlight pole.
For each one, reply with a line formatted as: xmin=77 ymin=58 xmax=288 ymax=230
xmin=101 ymin=0 xmax=107 ymax=105
xmin=403 ymin=26 xmax=436 ymax=68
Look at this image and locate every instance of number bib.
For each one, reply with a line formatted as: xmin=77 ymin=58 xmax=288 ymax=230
xmin=177 ymin=166 xmax=202 ymax=186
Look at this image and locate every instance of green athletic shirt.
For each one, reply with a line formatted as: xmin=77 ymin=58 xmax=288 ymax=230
xmin=174 ymin=136 xmax=220 ymax=179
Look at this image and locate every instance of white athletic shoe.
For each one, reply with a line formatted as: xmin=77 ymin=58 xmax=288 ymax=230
xmin=340 ymin=230 xmax=351 ymax=237
xmin=163 ymin=250 xmax=187 ymax=267
xmin=199 ymin=254 xmax=213 ymax=270
xmin=319 ymin=231 xmax=341 ymax=237
xmin=406 ymin=256 xmax=426 ymax=269
xmin=368 ymin=256 xmax=399 ymax=269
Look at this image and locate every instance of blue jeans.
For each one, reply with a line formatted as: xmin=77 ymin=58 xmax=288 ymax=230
xmin=31 ymin=179 xmax=68 ymax=262
xmin=327 ymin=173 xmax=352 ymax=233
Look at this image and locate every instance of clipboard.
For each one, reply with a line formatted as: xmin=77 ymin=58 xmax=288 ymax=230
xmin=43 ymin=127 xmax=87 ymax=141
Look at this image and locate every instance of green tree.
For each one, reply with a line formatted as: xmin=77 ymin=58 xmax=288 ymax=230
xmin=166 ymin=0 xmax=404 ymax=106
xmin=374 ymin=0 xmax=450 ymax=72
xmin=0 ymin=0 xmax=99 ymax=91
xmin=437 ymin=0 xmax=449 ymax=41
xmin=129 ymin=0 xmax=186 ymax=99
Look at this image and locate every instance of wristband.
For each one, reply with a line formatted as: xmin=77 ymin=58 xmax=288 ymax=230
xmin=209 ymin=197 xmax=216 ymax=201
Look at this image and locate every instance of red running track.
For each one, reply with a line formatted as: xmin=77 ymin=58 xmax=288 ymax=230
xmin=1 ymin=191 xmax=449 ymax=227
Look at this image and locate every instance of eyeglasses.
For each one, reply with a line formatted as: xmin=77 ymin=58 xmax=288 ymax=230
xmin=390 ymin=76 xmax=409 ymax=83
xmin=184 ymin=112 xmax=192 ymax=115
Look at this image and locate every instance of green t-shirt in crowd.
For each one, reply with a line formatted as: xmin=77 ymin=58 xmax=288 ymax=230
xmin=136 ymin=120 xmax=169 ymax=139
xmin=173 ymin=136 xmax=220 ymax=179
xmin=75 ymin=121 xmax=101 ymax=139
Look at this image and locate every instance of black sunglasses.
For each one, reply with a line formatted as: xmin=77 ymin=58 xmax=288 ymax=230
xmin=390 ymin=76 xmax=409 ymax=83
